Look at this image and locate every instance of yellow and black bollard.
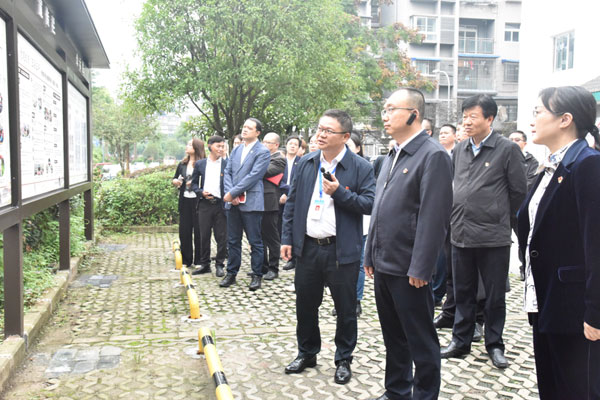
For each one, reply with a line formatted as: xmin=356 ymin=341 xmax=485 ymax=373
xmin=198 ymin=327 xmax=233 ymax=400
xmin=180 ymin=267 xmax=201 ymax=319
xmin=173 ymin=239 xmax=182 ymax=270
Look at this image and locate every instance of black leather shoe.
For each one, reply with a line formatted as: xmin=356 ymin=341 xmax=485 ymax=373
xmin=284 ymin=355 xmax=317 ymax=374
xmin=489 ymin=348 xmax=508 ymax=369
xmin=519 ymin=265 xmax=525 ymax=281
xmin=283 ymin=260 xmax=296 ymax=271
xmin=356 ymin=301 xmax=362 ymax=317
xmin=473 ymin=322 xmax=483 ymax=342
xmin=219 ymin=274 xmax=236 ymax=287
xmin=372 ymin=395 xmax=391 ymax=400
xmin=334 ymin=360 xmax=352 ymax=384
xmin=215 ymin=265 xmax=225 ymax=277
xmin=440 ymin=341 xmax=470 ymax=359
xmin=434 ymin=314 xmax=453 ymax=329
xmin=264 ymin=270 xmax=278 ymax=280
xmin=249 ymin=275 xmax=262 ymax=291
xmin=192 ymin=265 xmax=211 ymax=275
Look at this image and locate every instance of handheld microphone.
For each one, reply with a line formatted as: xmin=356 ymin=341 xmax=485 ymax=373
xmin=320 ymin=167 xmax=333 ymax=181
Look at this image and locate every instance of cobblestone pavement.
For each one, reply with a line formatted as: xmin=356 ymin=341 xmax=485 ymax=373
xmin=3 ymin=232 xmax=538 ymax=399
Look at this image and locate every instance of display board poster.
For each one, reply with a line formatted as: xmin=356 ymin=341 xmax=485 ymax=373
xmin=18 ymin=34 xmax=64 ymax=199
xmin=68 ymin=83 xmax=88 ymax=184
xmin=0 ymin=19 xmax=12 ymax=207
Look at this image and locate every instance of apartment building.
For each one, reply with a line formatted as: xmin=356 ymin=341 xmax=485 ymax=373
xmin=375 ymin=0 xmax=522 ymax=132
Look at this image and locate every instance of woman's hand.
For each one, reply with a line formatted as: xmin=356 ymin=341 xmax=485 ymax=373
xmin=172 ymin=178 xmax=182 ymax=188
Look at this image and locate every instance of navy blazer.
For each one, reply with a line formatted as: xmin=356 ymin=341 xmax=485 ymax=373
xmin=280 ymin=155 xmax=301 ymax=196
xmin=281 ymin=148 xmax=375 ymax=265
xmin=364 ymin=131 xmax=453 ymax=281
xmin=190 ymin=157 xmax=227 ymax=201
xmin=223 ymin=141 xmax=271 ymax=212
xmin=517 ymin=139 xmax=600 ymax=334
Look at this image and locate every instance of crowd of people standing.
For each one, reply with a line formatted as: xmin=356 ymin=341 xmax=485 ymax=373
xmin=172 ymin=85 xmax=600 ymax=400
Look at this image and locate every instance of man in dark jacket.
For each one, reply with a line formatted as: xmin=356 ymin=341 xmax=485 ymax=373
xmin=365 ymin=88 xmax=453 ymax=400
xmin=281 ymin=109 xmax=375 ymax=385
xmin=441 ymin=94 xmax=527 ymax=369
xmin=261 ymin=132 xmax=286 ymax=280
xmin=279 ymin=136 xmax=302 ymax=271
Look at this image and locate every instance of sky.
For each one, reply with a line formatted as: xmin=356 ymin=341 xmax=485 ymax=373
xmin=85 ymin=0 xmax=144 ymax=97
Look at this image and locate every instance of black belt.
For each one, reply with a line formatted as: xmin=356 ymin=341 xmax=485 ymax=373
xmin=305 ymin=235 xmax=336 ymax=246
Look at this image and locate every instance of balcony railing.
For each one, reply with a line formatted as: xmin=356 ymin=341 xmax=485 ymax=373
xmin=458 ymin=37 xmax=494 ymax=54
xmin=458 ymin=77 xmax=494 ymax=91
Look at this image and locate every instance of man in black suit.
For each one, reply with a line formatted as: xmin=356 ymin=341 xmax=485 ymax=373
xmin=261 ymin=132 xmax=286 ymax=280
xmin=190 ymin=135 xmax=228 ymax=277
xmin=279 ymin=135 xmax=302 ymax=271
xmin=440 ymin=95 xmax=527 ymax=369
xmin=281 ymin=109 xmax=375 ymax=385
xmin=364 ymin=88 xmax=453 ymax=400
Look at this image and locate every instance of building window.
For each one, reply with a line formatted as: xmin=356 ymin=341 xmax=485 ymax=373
xmin=458 ymin=59 xmax=494 ymax=91
xmin=504 ymin=23 xmax=520 ymax=42
xmin=412 ymin=16 xmax=437 ymax=42
xmin=414 ymin=60 xmax=438 ymax=75
xmin=504 ymin=62 xmax=519 ymax=82
xmin=554 ymin=31 xmax=574 ymax=71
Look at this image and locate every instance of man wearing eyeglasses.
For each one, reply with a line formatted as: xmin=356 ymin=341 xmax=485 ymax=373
xmin=281 ymin=109 xmax=375 ymax=385
xmin=364 ymin=88 xmax=453 ymax=400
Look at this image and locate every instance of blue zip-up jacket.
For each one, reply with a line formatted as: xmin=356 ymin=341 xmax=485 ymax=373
xmin=281 ymin=148 xmax=375 ymax=265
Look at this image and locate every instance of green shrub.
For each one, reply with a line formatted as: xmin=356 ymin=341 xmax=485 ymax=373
xmin=95 ymin=168 xmax=178 ymax=227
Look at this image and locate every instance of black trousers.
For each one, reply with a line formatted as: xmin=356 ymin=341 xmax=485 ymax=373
xmin=452 ymin=246 xmax=509 ymax=352
xmin=261 ymin=210 xmax=280 ymax=271
xmin=531 ymin=313 xmax=600 ymax=400
xmin=295 ymin=238 xmax=358 ymax=363
xmin=196 ymin=200 xmax=227 ymax=267
xmin=375 ymin=271 xmax=440 ymax=400
xmin=439 ymin=243 xmax=485 ymax=324
xmin=179 ymin=197 xmax=201 ymax=266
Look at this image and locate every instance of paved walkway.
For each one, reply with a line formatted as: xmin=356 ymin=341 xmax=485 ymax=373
xmin=3 ymin=232 xmax=539 ymax=399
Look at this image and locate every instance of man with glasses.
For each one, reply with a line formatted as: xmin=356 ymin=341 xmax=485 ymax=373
xmin=364 ymin=88 xmax=453 ymax=400
xmin=281 ymin=109 xmax=375 ymax=385
xmin=440 ymin=94 xmax=527 ymax=369
xmin=261 ymin=132 xmax=286 ymax=280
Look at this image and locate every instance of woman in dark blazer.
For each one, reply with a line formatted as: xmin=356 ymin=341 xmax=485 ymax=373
xmin=517 ymin=86 xmax=600 ymax=399
xmin=172 ymin=138 xmax=206 ymax=268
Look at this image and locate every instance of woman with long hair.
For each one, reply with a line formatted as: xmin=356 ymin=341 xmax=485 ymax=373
xmin=517 ymin=86 xmax=600 ymax=399
xmin=172 ymin=138 xmax=206 ymax=268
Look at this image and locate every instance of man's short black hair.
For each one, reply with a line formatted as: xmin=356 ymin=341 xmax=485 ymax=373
xmin=462 ymin=94 xmax=498 ymax=119
xmin=247 ymin=117 xmax=263 ymax=134
xmin=207 ymin=135 xmax=225 ymax=146
xmin=322 ymin=109 xmax=353 ymax=134
xmin=440 ymin=124 xmax=456 ymax=134
xmin=512 ymin=130 xmax=526 ymax=142
xmin=395 ymin=87 xmax=426 ymax=121
xmin=286 ymin=135 xmax=301 ymax=146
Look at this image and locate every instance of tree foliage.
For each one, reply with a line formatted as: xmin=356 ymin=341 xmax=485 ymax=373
xmin=125 ymin=0 xmax=434 ymax=140
xmin=92 ymin=87 xmax=158 ymax=175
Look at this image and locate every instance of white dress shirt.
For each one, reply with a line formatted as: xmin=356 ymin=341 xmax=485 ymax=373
xmin=203 ymin=157 xmax=222 ymax=198
xmin=240 ymin=139 xmax=258 ymax=164
xmin=183 ymin=163 xmax=197 ymax=198
xmin=306 ymin=147 xmax=347 ymax=239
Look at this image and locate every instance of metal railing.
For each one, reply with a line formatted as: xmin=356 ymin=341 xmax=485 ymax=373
xmin=459 ymin=37 xmax=494 ymax=54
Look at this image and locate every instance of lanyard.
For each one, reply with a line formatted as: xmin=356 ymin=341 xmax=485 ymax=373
xmin=318 ymin=161 xmax=337 ymax=199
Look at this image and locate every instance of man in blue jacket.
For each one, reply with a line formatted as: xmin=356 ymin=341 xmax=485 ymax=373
xmin=365 ymin=88 xmax=453 ymax=400
xmin=220 ymin=118 xmax=271 ymax=291
xmin=281 ymin=109 xmax=375 ymax=385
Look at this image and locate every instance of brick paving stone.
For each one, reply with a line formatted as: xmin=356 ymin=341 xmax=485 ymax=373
xmin=2 ymin=232 xmax=540 ymax=399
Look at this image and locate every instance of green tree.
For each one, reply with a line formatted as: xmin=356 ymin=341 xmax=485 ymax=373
xmin=92 ymin=87 xmax=159 ymax=175
xmin=125 ymin=0 xmax=355 ymax=141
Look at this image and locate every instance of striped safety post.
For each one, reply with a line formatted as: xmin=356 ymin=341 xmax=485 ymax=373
xmin=180 ymin=267 xmax=201 ymax=319
xmin=198 ymin=327 xmax=233 ymax=400
xmin=173 ymin=239 xmax=182 ymax=270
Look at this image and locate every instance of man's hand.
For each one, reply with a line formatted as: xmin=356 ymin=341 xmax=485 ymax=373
xmin=365 ymin=266 xmax=374 ymax=279
xmin=281 ymin=245 xmax=292 ymax=261
xmin=231 ymin=197 xmax=241 ymax=206
xmin=202 ymin=191 xmax=213 ymax=199
xmin=279 ymin=194 xmax=287 ymax=204
xmin=223 ymin=192 xmax=233 ymax=202
xmin=409 ymin=276 xmax=428 ymax=288
xmin=322 ymin=173 xmax=340 ymax=196
xmin=584 ymin=322 xmax=600 ymax=341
